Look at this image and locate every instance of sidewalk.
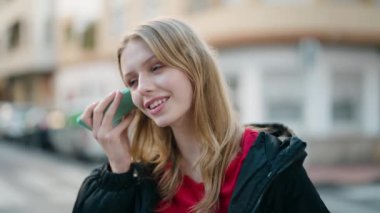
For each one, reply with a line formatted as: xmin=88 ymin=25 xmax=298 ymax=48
xmin=306 ymin=164 xmax=380 ymax=186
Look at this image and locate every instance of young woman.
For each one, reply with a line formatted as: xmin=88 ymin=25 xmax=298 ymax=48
xmin=73 ymin=18 xmax=329 ymax=213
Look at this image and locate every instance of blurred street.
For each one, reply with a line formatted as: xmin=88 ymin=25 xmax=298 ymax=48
xmin=1 ymin=140 xmax=379 ymax=213
xmin=0 ymin=141 xmax=98 ymax=213
xmin=318 ymin=185 xmax=380 ymax=213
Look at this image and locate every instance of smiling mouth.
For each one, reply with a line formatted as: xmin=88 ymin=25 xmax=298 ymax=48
xmin=147 ymin=98 xmax=169 ymax=110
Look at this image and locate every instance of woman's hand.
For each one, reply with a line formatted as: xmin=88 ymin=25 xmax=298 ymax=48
xmin=79 ymin=90 xmax=136 ymax=173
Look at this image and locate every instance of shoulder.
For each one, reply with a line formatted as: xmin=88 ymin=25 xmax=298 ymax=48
xmin=246 ymin=123 xmax=295 ymax=141
xmin=239 ymin=123 xmax=308 ymax=184
xmin=245 ymin=123 xmax=306 ymax=161
xmin=240 ymin=127 xmax=259 ymax=154
xmin=232 ymin=124 xmax=329 ymax=212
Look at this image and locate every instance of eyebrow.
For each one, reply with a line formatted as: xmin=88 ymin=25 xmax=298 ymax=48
xmin=123 ymin=55 xmax=157 ymax=78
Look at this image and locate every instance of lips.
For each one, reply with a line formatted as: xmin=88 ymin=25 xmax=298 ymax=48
xmin=144 ymin=97 xmax=169 ymax=110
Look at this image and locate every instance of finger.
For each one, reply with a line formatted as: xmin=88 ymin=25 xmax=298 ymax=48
xmin=80 ymin=101 xmax=98 ymax=128
xmin=113 ymin=109 xmax=136 ymax=135
xmin=93 ymin=91 xmax=116 ymax=133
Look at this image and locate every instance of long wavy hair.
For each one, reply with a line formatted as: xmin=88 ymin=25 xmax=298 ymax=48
xmin=117 ymin=18 xmax=243 ymax=213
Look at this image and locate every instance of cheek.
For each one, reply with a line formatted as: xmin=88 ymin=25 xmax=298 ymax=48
xmin=154 ymin=73 xmax=169 ymax=86
xmin=171 ymin=75 xmax=193 ymax=106
xmin=177 ymin=74 xmax=193 ymax=98
xmin=131 ymin=93 xmax=143 ymax=109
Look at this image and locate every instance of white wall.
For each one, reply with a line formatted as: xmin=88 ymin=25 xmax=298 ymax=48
xmin=218 ymin=44 xmax=380 ymax=137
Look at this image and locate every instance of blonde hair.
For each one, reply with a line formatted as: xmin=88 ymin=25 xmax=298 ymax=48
xmin=117 ymin=18 xmax=243 ymax=213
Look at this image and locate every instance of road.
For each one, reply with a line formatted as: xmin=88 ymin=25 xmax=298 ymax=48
xmin=0 ymin=141 xmax=98 ymax=213
xmin=318 ymin=184 xmax=380 ymax=213
xmin=0 ymin=141 xmax=379 ymax=213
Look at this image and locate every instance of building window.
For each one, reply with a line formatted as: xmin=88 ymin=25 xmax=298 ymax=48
xmin=267 ymin=100 xmax=303 ymax=121
xmin=81 ymin=23 xmax=96 ymax=50
xmin=263 ymin=68 xmax=304 ymax=124
xmin=7 ymin=21 xmax=21 ymax=50
xmin=332 ymin=71 xmax=362 ymax=129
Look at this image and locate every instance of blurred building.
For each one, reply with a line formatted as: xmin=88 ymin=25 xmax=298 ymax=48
xmin=53 ymin=0 xmax=124 ymax=114
xmin=1 ymin=0 xmax=379 ymax=164
xmin=0 ymin=0 xmax=55 ymax=106
xmin=185 ymin=0 xmax=380 ymax=165
xmin=99 ymin=0 xmax=380 ymax=164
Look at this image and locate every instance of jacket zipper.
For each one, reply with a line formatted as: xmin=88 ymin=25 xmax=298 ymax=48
xmin=250 ymin=156 xmax=302 ymax=213
xmin=250 ymin=171 xmax=275 ymax=213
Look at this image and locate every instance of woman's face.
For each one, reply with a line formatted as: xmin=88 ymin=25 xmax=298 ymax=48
xmin=120 ymin=38 xmax=193 ymax=128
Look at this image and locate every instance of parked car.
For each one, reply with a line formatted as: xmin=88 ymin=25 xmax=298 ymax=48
xmin=23 ymin=105 xmax=54 ymax=150
xmin=0 ymin=102 xmax=29 ymax=141
xmin=46 ymin=109 xmax=106 ymax=162
xmin=0 ymin=102 xmax=54 ymax=149
xmin=0 ymin=101 xmax=105 ymax=161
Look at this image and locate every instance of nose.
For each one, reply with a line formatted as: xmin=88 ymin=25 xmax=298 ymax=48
xmin=136 ymin=73 xmax=154 ymax=95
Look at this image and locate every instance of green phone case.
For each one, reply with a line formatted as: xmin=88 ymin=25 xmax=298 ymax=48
xmin=76 ymin=88 xmax=135 ymax=130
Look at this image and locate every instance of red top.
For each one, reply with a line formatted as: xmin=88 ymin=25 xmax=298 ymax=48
xmin=156 ymin=128 xmax=259 ymax=213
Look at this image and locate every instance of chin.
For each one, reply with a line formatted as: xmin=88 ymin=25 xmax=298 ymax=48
xmin=152 ymin=118 xmax=171 ymax=128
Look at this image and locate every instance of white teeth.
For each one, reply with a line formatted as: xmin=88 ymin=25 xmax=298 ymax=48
xmin=149 ymin=98 xmax=167 ymax=109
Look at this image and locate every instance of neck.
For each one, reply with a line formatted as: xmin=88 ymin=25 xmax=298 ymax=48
xmin=170 ymin=119 xmax=202 ymax=182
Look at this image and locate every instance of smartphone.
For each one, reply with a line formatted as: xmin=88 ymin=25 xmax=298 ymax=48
xmin=76 ymin=88 xmax=135 ymax=130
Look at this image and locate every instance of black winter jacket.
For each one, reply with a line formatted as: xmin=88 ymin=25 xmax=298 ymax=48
xmin=73 ymin=124 xmax=329 ymax=213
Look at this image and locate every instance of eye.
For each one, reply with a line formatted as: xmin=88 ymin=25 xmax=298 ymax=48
xmin=127 ymin=79 xmax=137 ymax=88
xmin=151 ymin=63 xmax=163 ymax=72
